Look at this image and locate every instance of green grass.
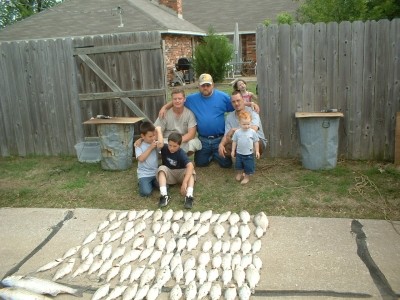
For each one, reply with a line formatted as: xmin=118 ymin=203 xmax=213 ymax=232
xmin=0 ymin=152 xmax=399 ymax=220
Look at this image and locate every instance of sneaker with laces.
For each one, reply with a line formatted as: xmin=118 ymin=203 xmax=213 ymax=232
xmin=184 ymin=196 xmax=194 ymax=209
xmin=159 ymin=195 xmax=170 ymax=207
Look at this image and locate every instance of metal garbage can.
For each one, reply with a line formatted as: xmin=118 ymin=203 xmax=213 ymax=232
xmin=295 ymin=112 xmax=344 ymax=170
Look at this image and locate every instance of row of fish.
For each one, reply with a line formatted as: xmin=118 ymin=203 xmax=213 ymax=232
xmin=2 ymin=209 xmax=268 ymax=300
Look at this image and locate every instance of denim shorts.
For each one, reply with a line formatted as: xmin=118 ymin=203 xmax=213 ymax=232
xmin=235 ymin=153 xmax=255 ymax=175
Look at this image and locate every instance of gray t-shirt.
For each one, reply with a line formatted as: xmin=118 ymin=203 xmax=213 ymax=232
xmin=154 ymin=107 xmax=197 ymax=139
xmin=135 ymin=142 xmax=158 ymax=178
xmin=225 ymin=107 xmax=267 ymax=148
xmin=232 ymin=128 xmax=260 ymax=155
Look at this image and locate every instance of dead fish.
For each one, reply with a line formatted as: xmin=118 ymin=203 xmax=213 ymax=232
xmin=199 ymin=210 xmax=213 ymax=223
xmin=148 ymin=249 xmax=163 ymax=265
xmin=253 ymin=254 xmax=263 ymax=270
xmin=207 ymin=268 xmax=219 ymax=283
xmin=246 ymin=264 xmax=260 ymax=293
xmin=222 ymin=269 xmax=233 ymax=286
xmin=183 ymin=255 xmax=196 ymax=273
xmin=155 ymin=236 xmax=166 ymax=251
xmin=36 ymin=258 xmax=63 ymax=273
xmin=222 ymin=253 xmax=232 ymax=271
xmin=209 ymin=213 xmax=220 ymax=224
xmin=252 ymin=239 xmax=262 ymax=254
xmin=163 ymin=208 xmax=174 ymax=222
xmin=101 ymin=244 xmax=113 ymax=261
xmin=224 ymin=286 xmax=237 ymax=300
xmin=192 ymin=211 xmax=201 ymax=221
xmin=137 ymin=209 xmax=148 ymax=219
xmin=188 ymin=223 xmax=201 ymax=236
xmin=160 ymin=252 xmax=174 ymax=269
xmin=119 ymin=249 xmax=141 ymax=265
xmin=88 ymin=258 xmax=104 ymax=275
xmin=171 ymin=222 xmax=180 ymax=235
xmin=53 ymin=258 xmax=75 ymax=281
xmin=239 ymin=210 xmax=251 ymax=224
xmin=222 ymin=240 xmax=231 ymax=254
xmin=229 ymin=224 xmax=239 ymax=238
xmin=142 ymin=210 xmax=154 ymax=221
xmin=119 ymin=264 xmax=132 ymax=283
xmin=129 ymin=265 xmax=146 ymax=283
xmin=240 ymin=254 xmax=253 ymax=269
xmin=106 ymin=265 xmax=121 ymax=282
xmin=155 ymin=265 xmax=171 ymax=287
xmin=146 ymin=284 xmax=161 ymax=300
xmin=185 ymin=281 xmax=197 ymax=300
xmin=209 ymin=283 xmax=222 ymax=300
xmin=186 ymin=234 xmax=199 ymax=252
xmin=212 ymin=240 xmax=222 ymax=254
xmin=228 ymin=212 xmax=240 ymax=226
xmin=92 ymin=283 xmax=110 ymax=300
xmin=134 ymin=220 xmax=146 ymax=234
xmin=151 ymin=221 xmax=161 ymax=235
xmin=127 ymin=210 xmax=137 ymax=221
xmin=196 ymin=222 xmax=210 ymax=238
xmin=122 ymin=283 xmax=138 ymax=300
xmin=197 ymin=252 xmax=210 ymax=267
xmin=202 ymin=240 xmax=212 ymax=253
xmin=120 ymin=229 xmax=135 ymax=245
xmin=139 ymin=267 xmax=155 ymax=287
xmin=110 ymin=246 xmax=126 ymax=261
xmin=92 ymin=244 xmax=104 ymax=257
xmin=231 ymin=253 xmax=241 ymax=270
xmin=131 ymin=236 xmax=145 ymax=249
xmin=184 ymin=269 xmax=196 ymax=286
xmin=165 ymin=238 xmax=177 ymax=254
xmin=152 ymin=209 xmax=163 ymax=223
xmin=196 ymin=265 xmax=207 ymax=285
xmin=108 ymin=229 xmax=124 ymax=243
xmin=197 ymin=281 xmax=212 ymax=300
xmin=98 ymin=220 xmax=110 ymax=232
xmin=105 ymin=285 xmax=127 ymax=300
xmin=134 ymin=284 xmax=149 ymax=300
xmin=172 ymin=210 xmax=184 ymax=221
xmin=146 ymin=236 xmax=156 ymax=248
xmin=230 ymin=237 xmax=242 ymax=254
xmin=253 ymin=211 xmax=269 ymax=232
xmin=101 ymin=231 xmax=112 ymax=244
xmin=239 ymin=224 xmax=251 ymax=241
xmin=169 ymin=284 xmax=182 ymax=300
xmin=62 ymin=245 xmax=80 ymax=259
xmin=98 ymin=258 xmax=114 ymax=277
xmin=118 ymin=211 xmax=129 ymax=221
xmin=176 ymin=237 xmax=187 ymax=253
xmin=169 ymin=252 xmax=182 ymax=273
xmin=234 ymin=265 xmax=246 ymax=287
xmin=72 ymin=253 xmax=94 ymax=277
xmin=179 ymin=217 xmax=194 ymax=236
xmin=1 ymin=275 xmax=82 ymax=297
xmin=241 ymin=240 xmax=252 ymax=255
xmin=255 ymin=226 xmax=264 ymax=238
xmin=108 ymin=220 xmax=122 ymax=232
xmin=124 ymin=221 xmax=134 ymax=233
xmin=138 ymin=246 xmax=154 ymax=262
xmin=238 ymin=283 xmax=252 ymax=300
xmin=159 ymin=221 xmax=171 ymax=236
xmin=108 ymin=211 xmax=117 ymax=222
xmin=82 ymin=231 xmax=97 ymax=246
xmin=172 ymin=263 xmax=184 ymax=283
xmin=211 ymin=254 xmax=222 ymax=269
xmin=183 ymin=211 xmax=193 ymax=221
xmin=80 ymin=246 xmax=90 ymax=261
xmin=0 ymin=287 xmax=53 ymax=300
xmin=213 ymin=224 xmax=225 ymax=239
xmin=217 ymin=211 xmax=231 ymax=224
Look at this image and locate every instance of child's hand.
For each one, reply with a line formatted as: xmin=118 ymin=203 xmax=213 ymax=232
xmin=231 ymin=151 xmax=236 ymax=158
xmin=180 ymin=182 xmax=188 ymax=196
xmin=255 ymin=152 xmax=260 ymax=159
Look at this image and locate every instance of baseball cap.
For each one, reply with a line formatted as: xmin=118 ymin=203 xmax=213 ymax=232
xmin=199 ymin=73 xmax=213 ymax=85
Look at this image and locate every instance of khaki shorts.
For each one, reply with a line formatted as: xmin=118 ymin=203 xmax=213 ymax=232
xmin=157 ymin=165 xmax=196 ymax=185
xmin=163 ymin=137 xmax=202 ymax=153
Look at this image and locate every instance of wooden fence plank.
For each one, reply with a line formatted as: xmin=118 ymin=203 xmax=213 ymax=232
xmin=314 ymin=22 xmax=327 ymax=111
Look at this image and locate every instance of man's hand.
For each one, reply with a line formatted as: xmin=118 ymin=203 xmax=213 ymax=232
xmin=252 ymin=103 xmax=260 ymax=113
xmin=134 ymin=138 xmax=143 ymax=148
xmin=218 ymin=143 xmax=227 ymax=158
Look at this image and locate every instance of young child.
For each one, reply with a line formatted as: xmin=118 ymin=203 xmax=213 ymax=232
xmin=231 ymin=110 xmax=260 ymax=184
xmin=135 ymin=121 xmax=163 ymax=197
xmin=233 ymin=78 xmax=258 ymax=107
xmin=157 ymin=132 xmax=196 ymax=209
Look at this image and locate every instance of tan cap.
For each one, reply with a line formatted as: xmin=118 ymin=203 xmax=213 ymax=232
xmin=198 ymin=73 xmax=213 ymax=85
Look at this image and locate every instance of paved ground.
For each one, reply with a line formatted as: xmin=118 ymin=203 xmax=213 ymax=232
xmin=0 ymin=207 xmax=399 ymax=299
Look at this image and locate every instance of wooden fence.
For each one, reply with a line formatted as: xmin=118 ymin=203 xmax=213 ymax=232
xmin=257 ymin=19 xmax=400 ymax=161
xmin=0 ymin=31 xmax=166 ymax=156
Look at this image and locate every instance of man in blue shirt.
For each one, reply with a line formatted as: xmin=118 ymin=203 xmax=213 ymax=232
xmin=160 ymin=74 xmax=234 ymax=168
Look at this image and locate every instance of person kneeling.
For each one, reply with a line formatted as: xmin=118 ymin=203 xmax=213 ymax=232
xmin=157 ymin=132 xmax=196 ymax=209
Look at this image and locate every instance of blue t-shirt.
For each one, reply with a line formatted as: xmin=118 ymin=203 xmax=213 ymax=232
xmin=161 ymin=144 xmax=190 ymax=169
xmin=135 ymin=142 xmax=159 ymax=178
xmin=185 ymin=89 xmax=234 ymax=137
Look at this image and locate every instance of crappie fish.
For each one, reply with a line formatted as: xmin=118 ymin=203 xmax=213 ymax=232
xmin=1 ymin=275 xmax=82 ymax=297
xmin=0 ymin=287 xmax=53 ymax=300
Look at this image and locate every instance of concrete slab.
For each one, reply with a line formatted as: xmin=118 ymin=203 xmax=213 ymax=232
xmin=0 ymin=208 xmax=399 ymax=300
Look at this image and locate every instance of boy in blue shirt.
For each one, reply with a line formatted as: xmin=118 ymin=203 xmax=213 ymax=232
xmin=135 ymin=121 xmax=163 ymax=197
xmin=157 ymin=132 xmax=196 ymax=209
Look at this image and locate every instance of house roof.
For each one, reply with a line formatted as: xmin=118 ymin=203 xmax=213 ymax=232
xmin=182 ymin=0 xmax=300 ymax=34
xmin=0 ymin=0 xmax=205 ymax=42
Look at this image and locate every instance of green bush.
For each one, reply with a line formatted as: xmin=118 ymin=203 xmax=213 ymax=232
xmin=277 ymin=12 xmax=294 ymax=24
xmin=192 ymin=28 xmax=233 ymax=82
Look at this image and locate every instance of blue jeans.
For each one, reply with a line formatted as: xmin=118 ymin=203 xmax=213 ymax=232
xmin=195 ymin=136 xmax=232 ymax=168
xmin=235 ymin=153 xmax=255 ymax=175
xmin=138 ymin=176 xmax=158 ymax=197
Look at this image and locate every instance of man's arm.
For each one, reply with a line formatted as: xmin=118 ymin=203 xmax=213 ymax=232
xmin=158 ymin=102 xmax=173 ymax=118
xmin=182 ymin=126 xmax=196 ymax=143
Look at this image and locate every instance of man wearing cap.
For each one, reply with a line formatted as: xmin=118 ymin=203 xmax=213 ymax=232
xmin=159 ymin=73 xmax=234 ymax=168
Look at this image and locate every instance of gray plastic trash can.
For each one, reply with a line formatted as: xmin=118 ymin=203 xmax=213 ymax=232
xmin=295 ymin=112 xmax=344 ymax=170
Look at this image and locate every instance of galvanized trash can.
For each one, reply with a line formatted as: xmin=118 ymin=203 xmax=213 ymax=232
xmin=295 ymin=112 xmax=344 ymax=170
xmin=83 ymin=117 xmax=143 ymax=170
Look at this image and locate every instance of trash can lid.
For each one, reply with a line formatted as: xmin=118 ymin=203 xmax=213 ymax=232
xmin=295 ymin=112 xmax=344 ymax=118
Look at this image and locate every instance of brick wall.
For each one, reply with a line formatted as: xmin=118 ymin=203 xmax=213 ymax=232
xmin=242 ymin=34 xmax=257 ymax=75
xmin=158 ymin=0 xmax=182 ymax=15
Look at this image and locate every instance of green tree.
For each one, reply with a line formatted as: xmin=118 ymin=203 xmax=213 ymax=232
xmin=192 ymin=27 xmax=233 ymax=82
xmin=0 ymin=0 xmax=61 ymax=29
xmin=296 ymin=0 xmax=400 ymax=23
